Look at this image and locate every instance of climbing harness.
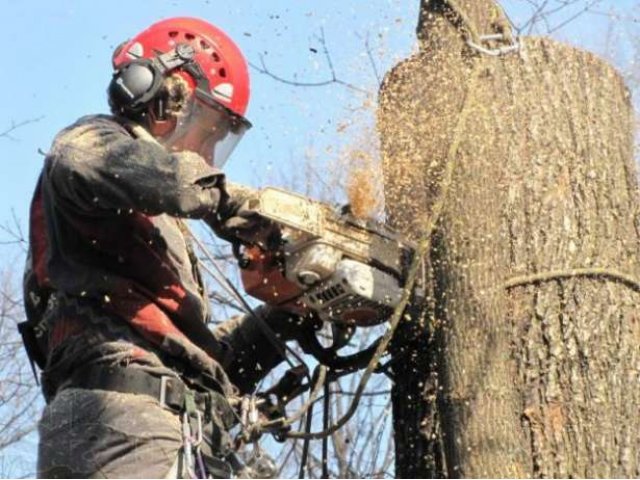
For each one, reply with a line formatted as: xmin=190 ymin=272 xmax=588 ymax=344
xmin=181 ymin=409 xmax=202 ymax=478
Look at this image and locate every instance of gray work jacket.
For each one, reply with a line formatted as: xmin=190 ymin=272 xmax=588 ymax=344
xmin=23 ymin=114 xmax=282 ymax=399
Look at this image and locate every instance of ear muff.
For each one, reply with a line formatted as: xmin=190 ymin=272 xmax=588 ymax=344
xmin=108 ymin=43 xmax=197 ymax=116
xmin=108 ymin=59 xmax=165 ymax=114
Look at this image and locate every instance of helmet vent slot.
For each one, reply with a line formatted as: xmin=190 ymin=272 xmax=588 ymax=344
xmin=168 ymin=31 xmax=179 ymax=38
xmin=212 ymin=52 xmax=221 ymax=62
xmin=219 ymin=68 xmax=227 ymax=78
xmin=185 ymin=33 xmax=195 ymax=41
xmin=200 ymin=40 xmax=210 ymax=50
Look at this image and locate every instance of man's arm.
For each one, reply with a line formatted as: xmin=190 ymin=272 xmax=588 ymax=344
xmin=47 ymin=115 xmax=224 ymax=217
xmin=213 ymin=306 xmax=304 ymax=394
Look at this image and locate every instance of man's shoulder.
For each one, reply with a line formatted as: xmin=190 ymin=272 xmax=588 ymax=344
xmin=50 ymin=114 xmax=131 ymax=154
xmin=58 ymin=114 xmax=128 ymax=138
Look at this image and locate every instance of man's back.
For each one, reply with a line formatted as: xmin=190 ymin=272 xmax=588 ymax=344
xmin=25 ymin=114 xmax=236 ymax=399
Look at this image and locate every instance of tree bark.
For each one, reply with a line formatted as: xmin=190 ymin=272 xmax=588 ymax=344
xmin=379 ymin=1 xmax=640 ymax=477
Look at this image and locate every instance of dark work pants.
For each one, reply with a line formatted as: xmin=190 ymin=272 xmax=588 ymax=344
xmin=38 ymin=388 xmax=184 ymax=478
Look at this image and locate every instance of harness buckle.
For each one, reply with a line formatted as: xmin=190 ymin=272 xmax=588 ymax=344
xmin=158 ymin=375 xmax=172 ymax=409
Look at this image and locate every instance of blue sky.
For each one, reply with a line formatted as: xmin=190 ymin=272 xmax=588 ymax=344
xmin=0 ymin=0 xmax=638 ymax=476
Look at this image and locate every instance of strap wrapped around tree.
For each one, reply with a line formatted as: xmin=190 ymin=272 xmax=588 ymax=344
xmin=378 ymin=0 xmax=640 ymax=477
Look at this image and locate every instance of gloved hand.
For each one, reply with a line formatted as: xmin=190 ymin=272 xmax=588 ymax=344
xmin=206 ymin=188 xmax=280 ymax=249
xmin=260 ymin=306 xmax=322 ymax=342
xmin=220 ymin=201 xmax=279 ymax=248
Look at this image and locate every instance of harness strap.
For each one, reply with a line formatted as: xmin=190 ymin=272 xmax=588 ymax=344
xmin=61 ymin=364 xmax=236 ymax=429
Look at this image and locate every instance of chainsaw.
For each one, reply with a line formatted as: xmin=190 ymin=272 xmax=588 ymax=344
xmin=226 ymin=183 xmax=416 ymax=359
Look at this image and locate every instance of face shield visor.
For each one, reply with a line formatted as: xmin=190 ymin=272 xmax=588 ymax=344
xmin=161 ymin=91 xmax=251 ymax=168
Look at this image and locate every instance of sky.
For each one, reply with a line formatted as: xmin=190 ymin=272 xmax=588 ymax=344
xmin=0 ymin=0 xmax=638 ymax=476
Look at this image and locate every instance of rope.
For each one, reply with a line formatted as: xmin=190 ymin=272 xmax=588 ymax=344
xmin=504 ymin=267 xmax=640 ymax=292
xmin=279 ymin=59 xmax=486 ymax=441
xmin=298 ymin=400 xmax=314 ymax=479
xmin=321 ymin=379 xmax=330 ymax=479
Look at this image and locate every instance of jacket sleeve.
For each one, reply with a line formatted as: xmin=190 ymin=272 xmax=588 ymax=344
xmin=47 ymin=116 xmax=224 ymax=217
xmin=213 ymin=306 xmax=286 ymax=394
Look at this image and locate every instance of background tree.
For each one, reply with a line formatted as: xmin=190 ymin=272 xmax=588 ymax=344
xmin=0 ymin=268 xmax=41 ymax=478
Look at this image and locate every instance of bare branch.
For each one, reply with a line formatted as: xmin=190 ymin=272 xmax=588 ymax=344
xmin=547 ymin=0 xmax=604 ymax=34
xmin=207 ymin=291 xmax=245 ymax=314
xmin=514 ymin=0 xmax=620 ymax=34
xmin=360 ymin=32 xmax=382 ymax=86
xmin=249 ymin=28 xmax=372 ymax=96
xmin=0 ymin=268 xmax=40 ymax=463
xmin=0 ymin=210 xmax=27 ymax=252
xmin=0 ymin=116 xmax=44 ymax=141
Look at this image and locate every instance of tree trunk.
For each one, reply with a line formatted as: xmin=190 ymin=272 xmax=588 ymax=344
xmin=379 ymin=1 xmax=640 ymax=477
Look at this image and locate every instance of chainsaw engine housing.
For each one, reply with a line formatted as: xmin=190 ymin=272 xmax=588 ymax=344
xmin=300 ymin=257 xmax=403 ymax=326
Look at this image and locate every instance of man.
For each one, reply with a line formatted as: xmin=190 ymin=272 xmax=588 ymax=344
xmin=21 ymin=17 xmax=304 ymax=478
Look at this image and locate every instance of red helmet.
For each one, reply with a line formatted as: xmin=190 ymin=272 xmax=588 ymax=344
xmin=110 ymin=17 xmax=251 ymax=167
xmin=112 ymin=17 xmax=250 ymax=117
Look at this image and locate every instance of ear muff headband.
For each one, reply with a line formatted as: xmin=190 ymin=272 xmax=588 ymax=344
xmin=108 ymin=43 xmax=196 ymax=115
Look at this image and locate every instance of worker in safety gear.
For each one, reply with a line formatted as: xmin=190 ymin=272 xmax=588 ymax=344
xmin=21 ymin=17 xmax=304 ymax=478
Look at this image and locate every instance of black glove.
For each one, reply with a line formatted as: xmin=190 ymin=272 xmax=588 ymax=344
xmin=260 ymin=306 xmax=322 ymax=342
xmin=206 ymin=189 xmax=280 ymax=249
